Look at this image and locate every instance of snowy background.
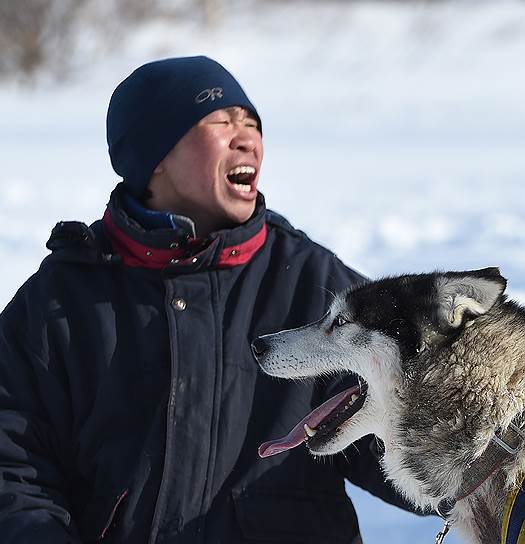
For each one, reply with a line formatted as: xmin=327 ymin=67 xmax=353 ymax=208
xmin=2 ymin=0 xmax=525 ymax=542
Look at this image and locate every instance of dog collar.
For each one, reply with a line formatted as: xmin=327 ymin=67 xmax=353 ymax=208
xmin=437 ymin=419 xmax=525 ymax=518
xmin=502 ymin=473 xmax=525 ymax=544
xmin=433 ymin=416 xmax=525 ymax=544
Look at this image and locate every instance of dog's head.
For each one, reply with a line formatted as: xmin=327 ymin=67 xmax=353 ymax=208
xmin=253 ymin=267 xmax=507 ymax=458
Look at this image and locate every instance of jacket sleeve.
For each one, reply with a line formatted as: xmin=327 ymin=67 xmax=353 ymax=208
xmin=0 ymin=288 xmax=82 ymax=543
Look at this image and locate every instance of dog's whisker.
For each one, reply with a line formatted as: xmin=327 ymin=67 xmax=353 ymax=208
xmin=316 ymin=284 xmax=337 ymax=301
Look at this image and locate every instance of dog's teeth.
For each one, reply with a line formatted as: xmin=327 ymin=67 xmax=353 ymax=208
xmin=350 ymin=394 xmax=359 ymax=403
xmin=304 ymin=424 xmax=317 ymax=437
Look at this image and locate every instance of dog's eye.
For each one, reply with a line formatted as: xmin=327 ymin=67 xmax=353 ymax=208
xmin=333 ymin=315 xmax=349 ymax=328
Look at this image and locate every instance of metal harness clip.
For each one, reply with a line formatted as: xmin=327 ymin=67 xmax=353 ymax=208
xmin=434 ymin=520 xmax=451 ymax=544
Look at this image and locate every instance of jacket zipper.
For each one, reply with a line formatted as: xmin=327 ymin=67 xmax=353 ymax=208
xmin=148 ymin=283 xmax=178 ymax=544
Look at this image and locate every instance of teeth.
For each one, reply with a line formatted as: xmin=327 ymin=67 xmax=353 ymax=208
xmin=228 ymin=165 xmax=256 ymax=176
xmin=232 ymin=183 xmax=251 ymax=193
xmin=350 ymin=394 xmax=359 ymax=403
xmin=304 ymin=424 xmax=317 ymax=438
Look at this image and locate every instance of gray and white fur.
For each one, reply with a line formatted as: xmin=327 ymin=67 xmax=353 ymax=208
xmin=254 ymin=268 xmax=525 ymax=544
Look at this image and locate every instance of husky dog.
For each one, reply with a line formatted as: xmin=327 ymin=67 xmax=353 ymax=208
xmin=252 ymin=268 xmax=525 ymax=544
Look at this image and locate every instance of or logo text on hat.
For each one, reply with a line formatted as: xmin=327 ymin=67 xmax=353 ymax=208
xmin=195 ymin=87 xmax=224 ymax=104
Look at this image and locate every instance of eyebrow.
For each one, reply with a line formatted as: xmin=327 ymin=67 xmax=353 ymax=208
xmin=224 ymin=107 xmax=257 ymax=121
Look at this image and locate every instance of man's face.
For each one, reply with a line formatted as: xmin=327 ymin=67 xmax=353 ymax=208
xmin=149 ymin=106 xmax=263 ymax=237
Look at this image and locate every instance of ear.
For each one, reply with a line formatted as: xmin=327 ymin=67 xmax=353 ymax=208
xmin=434 ymin=267 xmax=507 ymax=329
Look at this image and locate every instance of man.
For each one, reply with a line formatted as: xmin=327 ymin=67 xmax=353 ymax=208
xmin=0 ymin=56 xmax=408 ymax=543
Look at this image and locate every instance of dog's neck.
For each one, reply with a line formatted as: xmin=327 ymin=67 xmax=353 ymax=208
xmin=378 ymin=305 xmax=525 ymax=542
xmin=380 ymin=412 xmax=520 ymax=544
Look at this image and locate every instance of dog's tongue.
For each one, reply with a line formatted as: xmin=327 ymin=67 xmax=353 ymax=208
xmin=258 ymin=385 xmax=359 ymax=458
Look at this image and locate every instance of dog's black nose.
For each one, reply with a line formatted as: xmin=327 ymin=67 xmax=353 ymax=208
xmin=251 ymin=337 xmax=269 ymax=359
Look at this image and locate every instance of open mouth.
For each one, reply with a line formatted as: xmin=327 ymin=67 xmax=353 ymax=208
xmin=258 ymin=382 xmax=368 ymax=458
xmin=226 ymin=165 xmax=257 ymax=194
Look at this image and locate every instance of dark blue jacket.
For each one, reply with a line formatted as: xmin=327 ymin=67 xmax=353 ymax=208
xmin=0 ymin=185 xmax=406 ymax=543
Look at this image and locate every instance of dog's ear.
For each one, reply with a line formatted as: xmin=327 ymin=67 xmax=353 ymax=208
xmin=434 ymin=267 xmax=507 ymax=330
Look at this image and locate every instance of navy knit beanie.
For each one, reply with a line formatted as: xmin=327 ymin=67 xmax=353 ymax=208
xmin=106 ymin=56 xmax=261 ymax=197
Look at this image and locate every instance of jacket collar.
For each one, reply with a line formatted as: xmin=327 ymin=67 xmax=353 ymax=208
xmin=122 ymin=190 xmax=197 ymax=236
xmin=103 ymin=183 xmax=267 ymax=270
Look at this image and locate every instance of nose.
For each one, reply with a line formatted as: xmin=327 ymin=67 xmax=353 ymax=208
xmin=251 ymin=337 xmax=269 ymax=360
xmin=230 ymin=125 xmax=257 ymax=153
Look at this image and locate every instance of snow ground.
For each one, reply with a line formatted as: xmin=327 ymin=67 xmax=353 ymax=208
xmin=2 ymin=0 xmax=525 ymax=541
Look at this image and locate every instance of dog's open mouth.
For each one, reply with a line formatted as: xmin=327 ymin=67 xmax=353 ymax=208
xmin=258 ymin=383 xmax=368 ymax=458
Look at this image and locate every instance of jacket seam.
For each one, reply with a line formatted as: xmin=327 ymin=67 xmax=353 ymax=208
xmin=148 ymin=281 xmax=178 ymax=544
xmin=199 ymin=271 xmax=223 ymax=538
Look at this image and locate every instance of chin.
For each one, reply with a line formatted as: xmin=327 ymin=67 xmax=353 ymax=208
xmin=227 ymin=203 xmax=257 ymax=226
